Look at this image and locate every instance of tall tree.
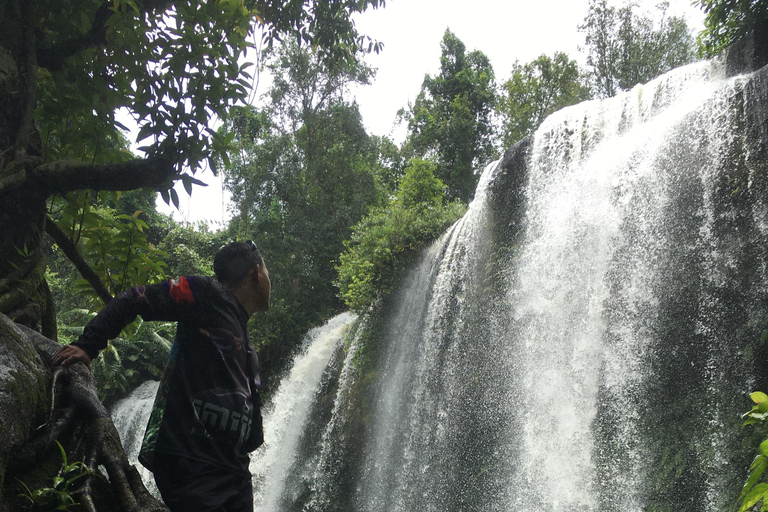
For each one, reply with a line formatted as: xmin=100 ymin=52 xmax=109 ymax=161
xmin=336 ymin=158 xmax=466 ymax=311
xmin=221 ymin=41 xmax=387 ymax=381
xmin=400 ymin=29 xmax=497 ymax=203
xmin=580 ymin=0 xmax=696 ymax=98
xmin=497 ymin=52 xmax=592 ymax=148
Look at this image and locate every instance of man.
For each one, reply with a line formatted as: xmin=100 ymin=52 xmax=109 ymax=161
xmin=53 ymin=241 xmax=271 ymax=512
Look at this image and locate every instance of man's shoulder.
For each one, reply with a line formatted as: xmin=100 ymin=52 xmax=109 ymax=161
xmin=182 ymin=275 xmax=233 ymax=301
xmin=180 ymin=275 xmax=221 ymax=294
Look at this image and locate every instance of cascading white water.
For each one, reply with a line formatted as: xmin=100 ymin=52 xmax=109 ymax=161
xmin=504 ymin=60 xmax=726 ymax=510
xmin=250 ymin=313 xmax=357 ymax=511
xmin=111 ymin=313 xmax=357 ymax=506
xmin=110 ymin=380 xmax=160 ymax=496
xmin=112 ymin=55 xmax=768 ymax=512
xmin=350 ymin=160 xmax=507 ymax=512
xmin=295 ymin=56 xmax=768 ymax=512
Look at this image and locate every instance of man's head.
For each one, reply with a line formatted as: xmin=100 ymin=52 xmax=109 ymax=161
xmin=214 ymin=241 xmax=270 ymax=314
xmin=214 ymin=241 xmax=263 ymax=286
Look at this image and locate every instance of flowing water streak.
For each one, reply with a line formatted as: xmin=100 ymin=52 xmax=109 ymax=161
xmin=251 ymin=312 xmax=357 ymax=511
xmin=505 ymin=60 xmax=738 ymax=510
xmin=353 ymin=160 xmax=506 ymax=511
xmin=110 ymin=380 xmax=160 ymax=495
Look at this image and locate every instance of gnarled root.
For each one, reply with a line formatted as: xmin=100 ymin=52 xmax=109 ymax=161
xmin=2 ymin=319 xmax=168 ymax=512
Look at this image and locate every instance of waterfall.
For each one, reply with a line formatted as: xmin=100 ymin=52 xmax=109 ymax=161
xmin=504 ymin=61 xmax=731 ymax=510
xmin=251 ymin=313 xmax=357 ymax=510
xmin=289 ymin=56 xmax=768 ymax=512
xmin=111 ymin=53 xmax=768 ymax=512
xmin=111 ymin=380 xmax=160 ymax=496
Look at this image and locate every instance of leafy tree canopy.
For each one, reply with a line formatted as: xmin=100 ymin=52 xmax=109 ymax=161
xmin=219 ymin=40 xmax=390 ymax=383
xmin=579 ymin=0 xmax=696 ymax=98
xmin=337 ymin=158 xmax=466 ymax=311
xmin=400 ymin=29 xmax=498 ymax=203
xmin=497 ymin=52 xmax=592 ymax=148
xmin=694 ymin=0 xmax=768 ymax=56
xmin=0 ymin=0 xmax=384 ymax=333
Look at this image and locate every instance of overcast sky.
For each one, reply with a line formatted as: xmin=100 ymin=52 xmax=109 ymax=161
xmin=158 ymin=0 xmax=706 ymax=226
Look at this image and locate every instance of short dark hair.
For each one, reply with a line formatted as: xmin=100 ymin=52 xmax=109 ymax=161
xmin=214 ymin=241 xmax=263 ymax=285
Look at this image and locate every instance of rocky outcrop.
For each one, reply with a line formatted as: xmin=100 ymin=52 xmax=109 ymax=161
xmin=0 ymin=314 xmax=167 ymax=512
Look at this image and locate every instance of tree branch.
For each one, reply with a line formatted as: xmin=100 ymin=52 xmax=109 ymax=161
xmin=36 ymin=0 xmax=181 ymax=70
xmin=35 ymin=2 xmax=113 ymax=71
xmin=44 ymin=217 xmax=113 ymax=305
xmin=0 ymin=250 xmax=40 ymax=293
xmin=30 ymin=153 xmax=179 ymax=194
xmin=14 ymin=0 xmax=39 ymax=159
xmin=0 ymin=254 xmax=45 ymax=315
xmin=41 ymin=278 xmax=58 ymax=341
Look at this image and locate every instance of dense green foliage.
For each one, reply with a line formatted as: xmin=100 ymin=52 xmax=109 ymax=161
xmin=695 ymin=0 xmax=768 ymax=56
xmin=400 ymin=29 xmax=498 ymax=203
xmin=31 ymin=0 xmax=385 ymax=176
xmin=738 ymin=391 xmax=768 ymax=512
xmin=336 ymin=159 xmax=466 ymax=311
xmin=497 ymin=52 xmax=592 ymax=148
xmin=580 ymin=0 xmax=696 ymax=97
xmin=31 ymin=0 xmax=257 ymax=180
xmin=0 ymin=0 xmax=386 ymax=334
xmin=51 ymin=192 xmax=169 ymax=302
xmin=218 ymin=41 xmax=393 ymax=381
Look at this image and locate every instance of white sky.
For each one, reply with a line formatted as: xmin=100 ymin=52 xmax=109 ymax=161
xmin=157 ymin=0 xmax=705 ymax=226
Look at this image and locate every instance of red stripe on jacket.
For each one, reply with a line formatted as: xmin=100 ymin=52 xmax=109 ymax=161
xmin=169 ymin=276 xmax=194 ymax=304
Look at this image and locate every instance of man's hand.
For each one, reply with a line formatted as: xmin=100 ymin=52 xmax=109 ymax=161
xmin=52 ymin=345 xmax=92 ymax=370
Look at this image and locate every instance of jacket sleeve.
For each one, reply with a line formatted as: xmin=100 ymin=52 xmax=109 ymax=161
xmin=71 ymin=276 xmax=198 ymax=360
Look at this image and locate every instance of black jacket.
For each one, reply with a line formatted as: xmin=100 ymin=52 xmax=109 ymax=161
xmin=73 ymin=276 xmax=263 ymax=475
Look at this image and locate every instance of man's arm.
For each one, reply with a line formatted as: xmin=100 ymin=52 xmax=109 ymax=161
xmin=52 ymin=277 xmax=198 ymax=368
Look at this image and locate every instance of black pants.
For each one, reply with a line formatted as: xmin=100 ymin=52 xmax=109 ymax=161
xmin=153 ymin=453 xmax=253 ymax=512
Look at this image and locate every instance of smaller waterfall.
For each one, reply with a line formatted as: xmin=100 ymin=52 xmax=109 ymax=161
xmin=251 ymin=313 xmax=357 ymax=510
xmin=110 ymin=380 xmax=160 ymax=495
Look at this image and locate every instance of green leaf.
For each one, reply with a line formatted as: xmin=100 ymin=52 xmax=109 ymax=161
xmin=742 ymin=458 xmax=768 ymax=501
xmin=740 ymin=483 xmax=768 ymax=512
xmin=182 ymin=175 xmax=193 ymax=196
xmin=56 ymin=441 xmax=68 ymax=467
xmin=135 ymin=123 xmax=156 ymax=143
xmin=170 ymin=188 xmax=180 ymax=209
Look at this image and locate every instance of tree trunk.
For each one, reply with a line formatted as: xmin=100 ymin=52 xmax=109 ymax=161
xmin=0 ymin=313 xmax=168 ymax=512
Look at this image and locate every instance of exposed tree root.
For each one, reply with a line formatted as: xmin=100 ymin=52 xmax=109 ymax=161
xmin=1 ymin=317 xmax=168 ymax=512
